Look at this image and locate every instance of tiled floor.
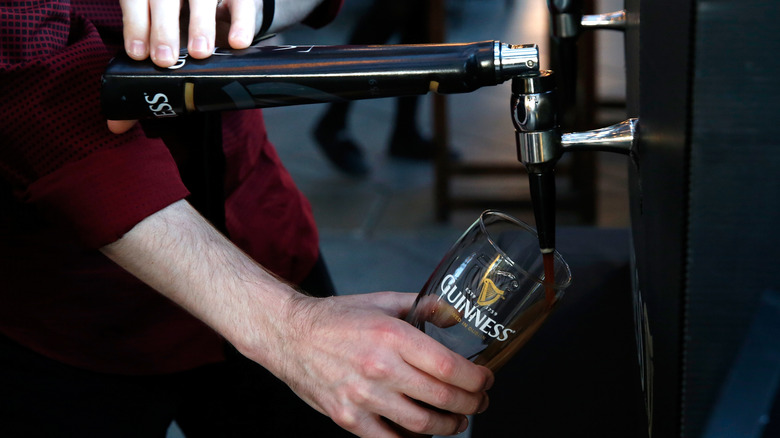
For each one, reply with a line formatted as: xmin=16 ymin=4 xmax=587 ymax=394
xmin=169 ymin=0 xmax=630 ymax=436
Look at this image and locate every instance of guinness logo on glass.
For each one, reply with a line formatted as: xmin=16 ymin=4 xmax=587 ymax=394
xmin=477 ymin=278 xmax=506 ymax=307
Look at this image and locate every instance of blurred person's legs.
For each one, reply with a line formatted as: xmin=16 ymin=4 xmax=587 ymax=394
xmin=313 ymin=0 xmax=434 ymax=176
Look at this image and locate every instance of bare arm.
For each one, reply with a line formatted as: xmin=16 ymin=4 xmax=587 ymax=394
xmin=101 ymin=199 xmax=492 ymax=437
xmin=100 ymin=199 xmax=292 ymax=352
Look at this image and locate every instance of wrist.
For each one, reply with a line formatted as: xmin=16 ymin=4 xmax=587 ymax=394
xmin=225 ymin=276 xmax=302 ymax=363
xmin=231 ymin=289 xmax=328 ymax=381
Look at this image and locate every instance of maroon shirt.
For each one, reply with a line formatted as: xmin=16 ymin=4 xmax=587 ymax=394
xmin=0 ymin=0 xmax=341 ymax=374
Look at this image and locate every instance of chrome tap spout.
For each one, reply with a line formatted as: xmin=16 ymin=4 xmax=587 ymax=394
xmin=581 ymin=10 xmax=627 ymax=31
xmin=562 ymin=118 xmax=638 ymax=155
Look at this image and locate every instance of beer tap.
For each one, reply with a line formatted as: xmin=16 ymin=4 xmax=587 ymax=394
xmin=546 ymin=0 xmax=627 ymax=126
xmin=527 ymin=1 xmax=630 ymax=254
xmin=100 ymin=41 xmax=540 ymax=120
xmin=512 ymin=70 xmax=637 ymax=254
xmin=548 ymin=0 xmax=627 ymax=37
xmin=100 ymin=38 xmax=638 ymax=258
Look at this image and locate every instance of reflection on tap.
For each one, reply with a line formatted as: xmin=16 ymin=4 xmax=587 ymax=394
xmin=562 ymin=118 xmax=638 ymax=154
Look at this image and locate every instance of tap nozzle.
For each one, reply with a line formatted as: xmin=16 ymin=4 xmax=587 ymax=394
xmin=512 ymin=71 xmax=561 ymax=253
xmin=511 ymin=69 xmax=638 ymax=254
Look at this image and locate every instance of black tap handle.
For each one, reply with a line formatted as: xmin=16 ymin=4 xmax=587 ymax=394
xmin=529 ymin=171 xmax=557 ymax=252
xmin=512 ymin=72 xmax=561 ymax=253
xmin=101 ymin=41 xmax=538 ymax=120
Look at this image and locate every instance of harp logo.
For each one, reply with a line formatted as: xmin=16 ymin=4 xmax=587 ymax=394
xmin=437 ymin=274 xmax=516 ymax=341
xmin=477 ymin=278 xmax=507 ymax=307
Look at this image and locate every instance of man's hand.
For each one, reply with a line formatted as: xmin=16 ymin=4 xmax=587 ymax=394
xmin=101 ymin=200 xmax=492 ymax=437
xmin=119 ymin=0 xmax=253 ymax=67
xmin=109 ymin=0 xmax=262 ymax=133
xmin=257 ymin=291 xmax=493 ymax=437
xmin=108 ymin=0 xmax=327 ymax=134
xmin=117 ymin=0 xmax=327 ymax=68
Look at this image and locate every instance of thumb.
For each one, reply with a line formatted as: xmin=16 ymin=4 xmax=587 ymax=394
xmin=368 ymin=291 xmax=419 ymax=319
xmin=107 ymin=119 xmax=138 ymax=134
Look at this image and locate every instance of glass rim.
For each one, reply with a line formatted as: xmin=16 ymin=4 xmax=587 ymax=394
xmin=477 ymin=210 xmax=573 ymax=290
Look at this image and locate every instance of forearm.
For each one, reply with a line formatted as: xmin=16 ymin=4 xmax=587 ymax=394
xmin=100 ymin=199 xmax=296 ymax=366
xmin=100 ymin=199 xmax=492 ymax=437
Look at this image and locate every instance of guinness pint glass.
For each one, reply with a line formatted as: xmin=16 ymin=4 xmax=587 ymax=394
xmin=405 ymin=210 xmax=572 ymax=372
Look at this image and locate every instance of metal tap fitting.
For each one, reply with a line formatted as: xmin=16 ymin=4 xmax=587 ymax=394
xmin=548 ymin=0 xmax=626 ymax=38
xmin=511 ymin=69 xmax=639 ymax=253
xmin=512 ymin=71 xmax=562 ymax=173
xmin=511 ymin=71 xmax=561 ymax=253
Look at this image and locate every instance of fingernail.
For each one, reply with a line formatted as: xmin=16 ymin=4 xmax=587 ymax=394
xmin=229 ymin=28 xmax=250 ymax=47
xmin=457 ymin=416 xmax=469 ymax=434
xmin=483 ymin=373 xmax=495 ymax=391
xmin=477 ymin=394 xmax=490 ymax=414
xmin=128 ymin=40 xmax=145 ymax=58
xmin=153 ymin=45 xmax=174 ymax=65
xmin=191 ymin=36 xmax=208 ymax=53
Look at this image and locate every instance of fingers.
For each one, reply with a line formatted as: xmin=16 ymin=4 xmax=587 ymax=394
xmin=411 ymin=295 xmax=461 ymax=328
xmin=331 ymin=376 xmax=470 ymax=437
xmin=226 ymin=0 xmax=257 ymax=49
xmin=400 ymin=329 xmax=495 ymax=395
xmin=348 ymin=322 xmax=489 ymax=435
xmin=399 ymin=365 xmax=490 ymax=417
xmin=340 ymin=293 xmax=493 ymax=412
xmin=120 ymin=0 xmax=151 ymax=60
xmin=120 ymin=0 xmax=180 ymax=67
xmin=107 ymin=120 xmax=139 ymax=134
xmin=148 ymin=0 xmax=181 ymax=67
xmin=279 ymin=293 xmax=494 ymax=437
xmin=119 ymin=0 xmax=260 ymax=68
xmin=362 ymin=291 xmax=418 ymax=319
xmin=120 ymin=0 xmax=221 ymax=67
xmin=377 ymin=392 xmax=469 ymax=437
xmin=186 ymin=0 xmax=219 ymax=58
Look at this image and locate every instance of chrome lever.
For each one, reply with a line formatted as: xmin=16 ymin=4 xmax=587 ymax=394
xmin=581 ymin=10 xmax=627 ymax=31
xmin=562 ymin=118 xmax=638 ymax=155
xmin=550 ymin=8 xmax=627 ymax=38
xmin=512 ymin=70 xmax=639 ymax=253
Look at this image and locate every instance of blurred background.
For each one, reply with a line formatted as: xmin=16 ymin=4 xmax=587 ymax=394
xmin=265 ymin=0 xmax=628 ymax=296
